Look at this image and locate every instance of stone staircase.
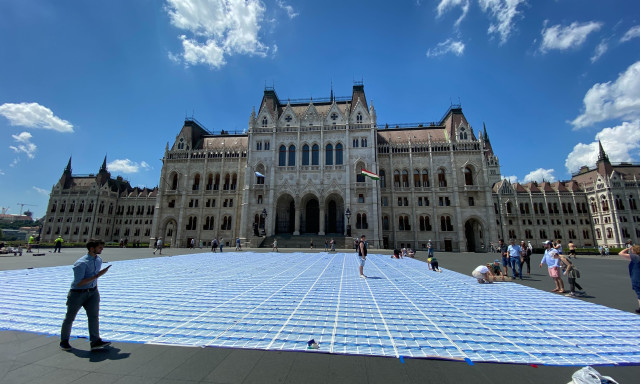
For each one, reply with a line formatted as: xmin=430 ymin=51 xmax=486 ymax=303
xmin=259 ymin=234 xmax=353 ymax=250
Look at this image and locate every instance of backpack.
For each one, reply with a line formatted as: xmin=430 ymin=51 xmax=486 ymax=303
xmin=568 ymin=266 xmax=580 ymax=279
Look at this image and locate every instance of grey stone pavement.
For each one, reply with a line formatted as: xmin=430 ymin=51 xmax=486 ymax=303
xmin=1 ymin=246 xmax=639 ymax=384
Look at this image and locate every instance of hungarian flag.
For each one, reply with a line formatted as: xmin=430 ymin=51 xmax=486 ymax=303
xmin=361 ymin=169 xmax=379 ymax=181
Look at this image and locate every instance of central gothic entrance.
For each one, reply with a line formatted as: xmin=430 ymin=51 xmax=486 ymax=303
xmin=304 ymin=199 xmax=319 ymax=234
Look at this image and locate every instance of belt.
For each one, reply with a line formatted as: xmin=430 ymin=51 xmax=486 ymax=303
xmin=70 ymin=287 xmax=97 ymax=293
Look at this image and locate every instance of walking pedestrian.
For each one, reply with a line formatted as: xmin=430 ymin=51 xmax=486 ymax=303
xmin=619 ymin=245 xmax=640 ymax=314
xmin=357 ymin=235 xmax=367 ymax=278
xmin=540 ymin=240 xmax=565 ymax=293
xmin=59 ymin=239 xmax=111 ymax=351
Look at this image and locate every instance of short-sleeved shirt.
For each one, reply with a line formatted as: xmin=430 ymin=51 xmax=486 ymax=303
xmin=71 ymin=254 xmax=102 ymax=289
xmin=474 ymin=265 xmax=489 ymax=274
xmin=541 ymin=249 xmax=560 ymax=269
xmin=507 ymin=244 xmax=521 ymax=257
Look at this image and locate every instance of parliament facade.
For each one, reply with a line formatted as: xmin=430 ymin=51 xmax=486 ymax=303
xmin=41 ymin=84 xmax=640 ymax=250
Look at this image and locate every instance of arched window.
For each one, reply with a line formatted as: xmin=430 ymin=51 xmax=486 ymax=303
xmin=223 ymin=174 xmax=230 ymax=190
xmin=356 ymin=163 xmax=365 ymax=183
xmin=262 ymin=117 xmax=268 ymax=127
xmin=192 ymin=174 xmax=200 ymax=190
xmin=413 ymin=169 xmax=421 ymax=187
xmin=419 ymin=216 xmax=432 ymax=231
xmin=356 ymin=113 xmax=363 ymax=123
xmin=401 ymin=170 xmax=409 ymax=187
xmin=382 ymin=216 xmax=389 ymax=230
xmin=302 ymin=144 xmax=310 ymax=165
xmin=171 ymin=173 xmax=178 ymax=190
xmin=325 ymin=144 xmax=333 ymax=165
xmin=206 ymin=173 xmax=213 ymax=190
xmin=393 ymin=170 xmax=400 ymax=187
xmin=255 ymin=166 xmax=265 ymax=184
xmin=279 ymin=145 xmax=286 ymax=166
xmin=601 ymin=195 xmax=609 ymax=211
xmin=421 ymin=169 xmax=429 ymax=187
xmin=214 ymin=173 xmax=220 ymax=190
xmin=311 ymin=144 xmax=319 ymax=165
xmin=231 ymin=173 xmax=237 ymax=190
xmin=464 ymin=167 xmax=473 ymax=185
xmin=459 ymin=127 xmax=467 ymax=140
xmin=506 ymin=202 xmax=512 ymax=214
xmin=335 ymin=143 xmax=343 ymax=165
xmin=438 ymin=169 xmax=447 ymax=187
xmin=380 ymin=169 xmax=386 ymax=188
xmin=288 ymin=145 xmax=296 ymax=166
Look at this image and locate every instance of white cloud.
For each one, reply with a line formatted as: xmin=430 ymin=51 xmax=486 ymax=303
xmin=565 ymin=120 xmax=640 ymax=173
xmin=478 ymin=0 xmax=526 ymax=44
xmin=32 ymin=186 xmax=49 ymax=196
xmin=540 ymin=21 xmax=602 ymax=53
xmin=436 ymin=0 xmax=469 ymax=27
xmin=166 ymin=0 xmax=270 ymax=69
xmin=590 ymin=40 xmax=608 ymax=63
xmin=9 ymin=131 xmax=37 ymax=159
xmin=504 ymin=175 xmax=518 ymax=183
xmin=107 ymin=159 xmax=151 ymax=174
xmin=523 ymin=168 xmax=556 ymax=183
xmin=620 ymin=25 xmax=640 ymax=43
xmin=0 ymin=102 xmax=73 ymax=133
xmin=571 ymin=60 xmax=640 ymax=128
xmin=276 ymin=0 xmax=298 ymax=19
xmin=426 ymin=39 xmax=465 ymax=57
xmin=0 ymin=169 xmax=5 ymax=175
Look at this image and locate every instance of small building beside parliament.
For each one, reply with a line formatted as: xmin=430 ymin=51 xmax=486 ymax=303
xmin=41 ymin=84 xmax=640 ymax=250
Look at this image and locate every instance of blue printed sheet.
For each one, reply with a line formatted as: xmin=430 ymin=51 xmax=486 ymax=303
xmin=1 ymin=252 xmax=639 ymax=366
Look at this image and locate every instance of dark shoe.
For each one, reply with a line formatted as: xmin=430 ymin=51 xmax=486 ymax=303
xmin=90 ymin=339 xmax=111 ymax=350
xmin=59 ymin=340 xmax=72 ymax=351
xmin=635 ymin=308 xmax=640 ymax=314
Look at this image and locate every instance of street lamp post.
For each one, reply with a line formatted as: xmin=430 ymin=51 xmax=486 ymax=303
xmin=345 ymin=207 xmax=351 ymax=237
xmin=261 ymin=208 xmax=268 ymax=236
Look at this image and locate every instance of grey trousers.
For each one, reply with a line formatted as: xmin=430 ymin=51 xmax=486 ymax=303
xmin=60 ymin=290 xmax=100 ymax=342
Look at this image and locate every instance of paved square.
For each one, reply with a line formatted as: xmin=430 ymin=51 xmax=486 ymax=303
xmin=1 ymin=252 xmax=639 ymax=366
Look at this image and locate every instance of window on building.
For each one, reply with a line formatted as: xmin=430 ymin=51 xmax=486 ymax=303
xmin=361 ymin=137 xmax=367 ymax=147
xmin=325 ymin=144 xmax=333 ymax=165
xmin=464 ymin=167 xmax=473 ymax=185
xmin=302 ymin=144 xmax=310 ymax=165
xmin=382 ymin=216 xmax=389 ymax=230
xmin=398 ymin=215 xmax=411 ymax=231
xmin=262 ymin=117 xmax=268 ymax=127
xmin=353 ymin=138 xmax=359 ymax=148
xmin=380 ymin=169 xmax=386 ymax=188
xmin=414 ymin=170 xmax=421 ymax=187
xmin=256 ymin=141 xmax=262 ymax=150
xmin=468 ymin=197 xmax=475 ymax=206
xmin=279 ymin=145 xmax=286 ymax=166
xmin=401 ymin=170 xmax=409 ymax=188
xmin=356 ymin=163 xmax=365 ymax=182
xmin=419 ymin=216 xmax=432 ymax=231
xmin=356 ymin=113 xmax=363 ymax=123
xmin=438 ymin=169 xmax=447 ymax=187
xmin=192 ymin=174 xmax=200 ymax=190
xmin=393 ymin=170 xmax=400 ymax=187
xmin=287 ymin=145 xmax=296 ymax=166
xmin=311 ymin=144 xmax=319 ymax=165
xmin=421 ymin=169 xmax=430 ymax=187
xmin=335 ymin=143 xmax=343 ymax=165
xmin=358 ymin=194 xmax=365 ymax=203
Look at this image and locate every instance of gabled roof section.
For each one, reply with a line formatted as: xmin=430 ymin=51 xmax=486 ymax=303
xmin=350 ymin=83 xmax=367 ymax=113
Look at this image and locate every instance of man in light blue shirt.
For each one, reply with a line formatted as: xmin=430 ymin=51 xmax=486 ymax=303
xmin=59 ymin=239 xmax=112 ymax=351
xmin=540 ymin=240 xmax=565 ymax=293
xmin=507 ymin=239 xmax=523 ymax=279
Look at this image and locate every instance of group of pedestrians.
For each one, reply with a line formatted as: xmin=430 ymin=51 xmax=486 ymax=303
xmin=497 ymin=238 xmax=533 ymax=279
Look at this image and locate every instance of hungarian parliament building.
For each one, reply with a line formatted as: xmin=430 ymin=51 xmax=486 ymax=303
xmin=41 ymin=84 xmax=640 ymax=251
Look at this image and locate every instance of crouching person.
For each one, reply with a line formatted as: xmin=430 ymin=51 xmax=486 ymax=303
xmin=472 ymin=264 xmax=494 ymax=284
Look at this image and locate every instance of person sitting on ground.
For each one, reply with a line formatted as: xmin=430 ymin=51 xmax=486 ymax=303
xmin=489 ymin=260 xmax=505 ymax=280
xmin=392 ymin=249 xmax=400 ymax=259
xmin=407 ymin=248 xmax=415 ymax=258
xmin=472 ymin=264 xmax=494 ymax=284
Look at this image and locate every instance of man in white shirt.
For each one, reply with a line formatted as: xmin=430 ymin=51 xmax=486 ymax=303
xmin=472 ymin=265 xmax=494 ymax=284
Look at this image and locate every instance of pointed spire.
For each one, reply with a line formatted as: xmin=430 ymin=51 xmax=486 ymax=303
xmin=483 ymin=122 xmax=489 ymax=142
xmin=100 ymin=155 xmax=107 ymax=172
xmin=65 ymin=157 xmax=72 ymax=173
xmin=597 ymin=140 xmax=609 ymax=162
xmin=330 ymin=81 xmax=334 ymax=102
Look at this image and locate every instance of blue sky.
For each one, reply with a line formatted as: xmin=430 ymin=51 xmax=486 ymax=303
xmin=1 ymin=0 xmax=640 ymax=219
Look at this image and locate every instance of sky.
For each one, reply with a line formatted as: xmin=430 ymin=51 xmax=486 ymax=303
xmin=1 ymin=0 xmax=640 ymax=219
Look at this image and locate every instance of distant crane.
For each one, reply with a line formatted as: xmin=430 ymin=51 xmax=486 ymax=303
xmin=17 ymin=203 xmax=36 ymax=215
xmin=1 ymin=207 xmax=9 ymax=215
